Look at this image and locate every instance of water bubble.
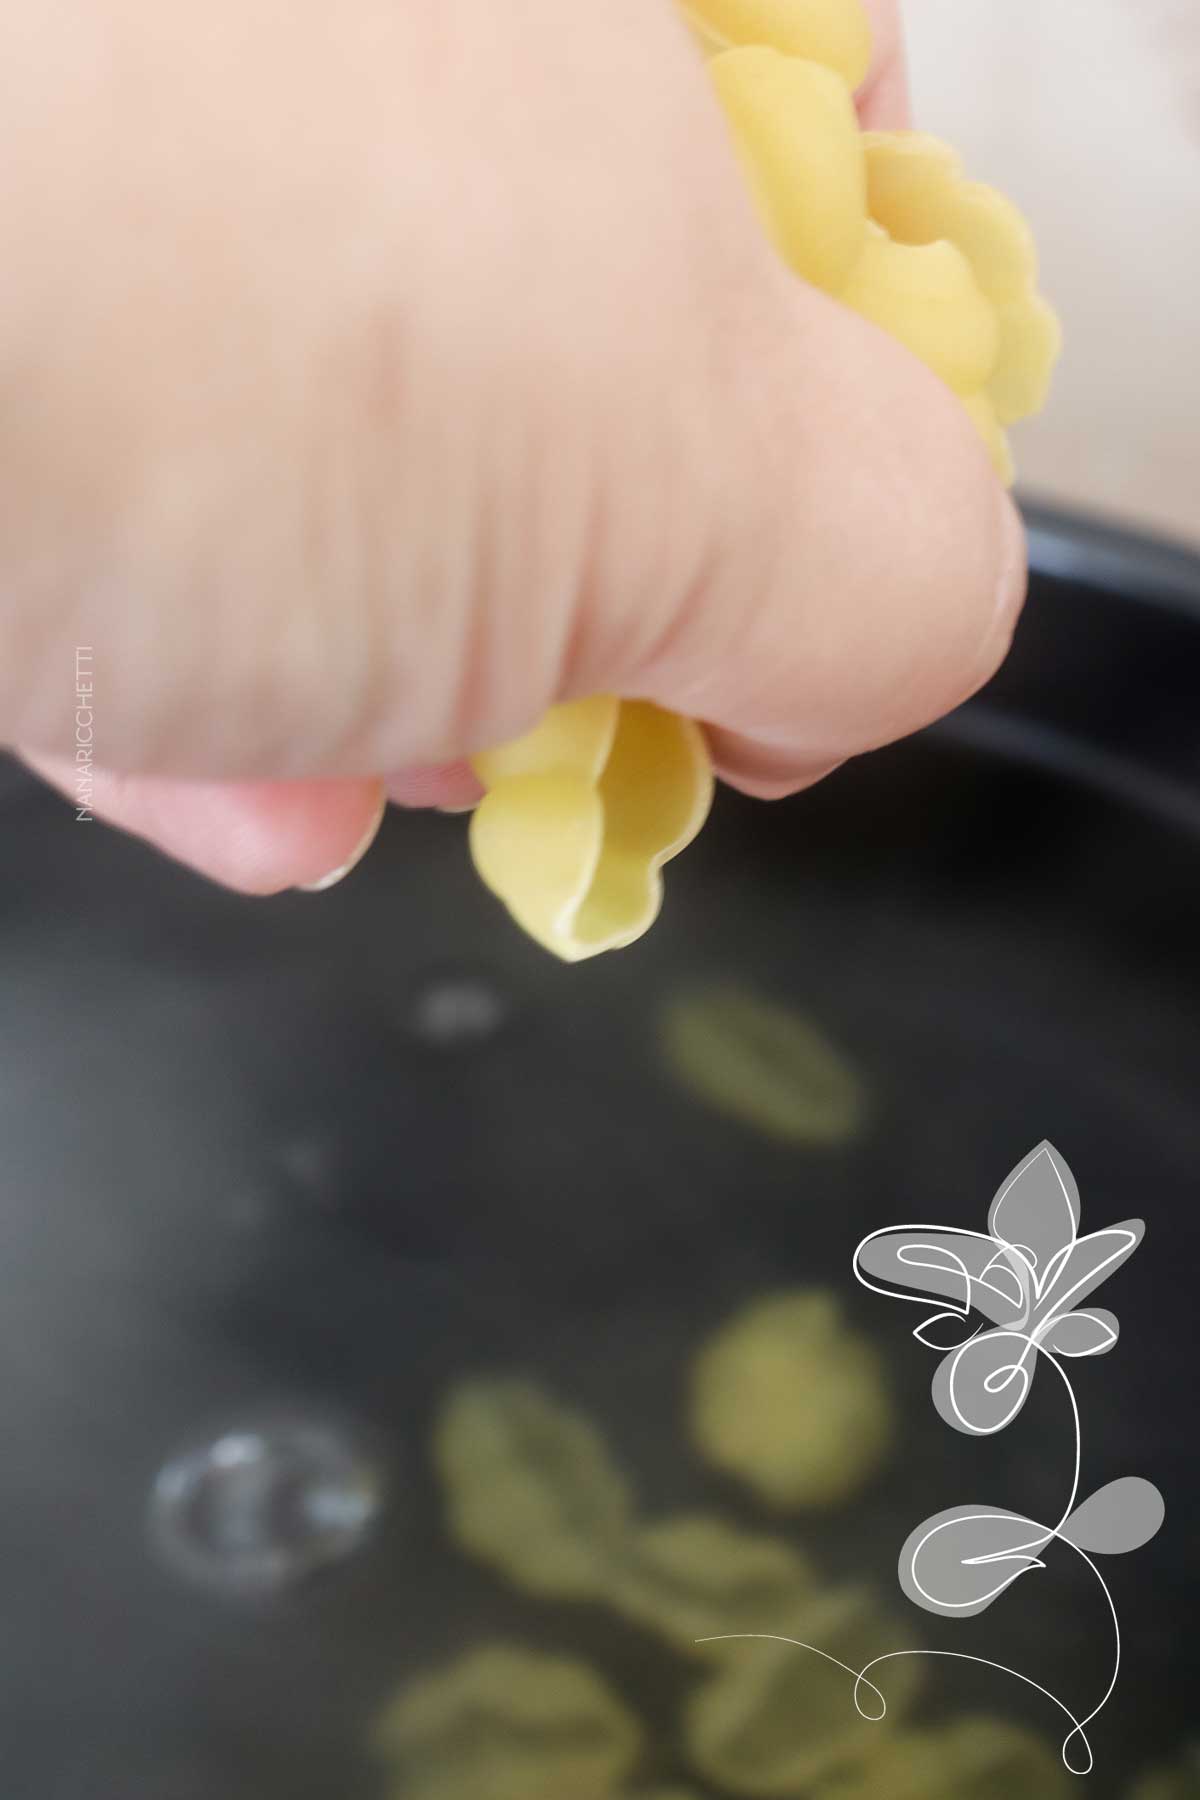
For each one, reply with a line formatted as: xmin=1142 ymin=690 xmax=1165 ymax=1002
xmin=148 ymin=1418 xmax=383 ymax=1596
xmin=409 ymin=972 xmax=507 ymax=1048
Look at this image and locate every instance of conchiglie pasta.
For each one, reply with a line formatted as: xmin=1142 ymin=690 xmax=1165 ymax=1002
xmin=840 ymin=225 xmax=999 ymax=395
xmin=469 ymin=699 xmax=712 ymax=962
xmin=682 ymin=0 xmax=873 ymax=88
xmin=710 ymin=48 xmax=868 ymax=294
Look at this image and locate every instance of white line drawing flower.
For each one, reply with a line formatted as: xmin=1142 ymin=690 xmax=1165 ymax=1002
xmin=854 ymin=1140 xmax=1142 ymax=1436
xmin=701 ymin=1144 xmax=1165 ymax=1776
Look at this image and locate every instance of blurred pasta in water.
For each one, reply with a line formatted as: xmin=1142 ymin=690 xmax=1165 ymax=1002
xmin=804 ymin=1716 xmax=1073 ymax=1799
xmin=387 ymin=1351 xmax=1072 ymax=1798
xmin=1128 ymin=1748 xmax=1200 ymax=1800
xmin=372 ymin=1643 xmax=641 ymax=1800
xmin=434 ymin=1376 xmax=634 ymax=1600
xmin=469 ymin=699 xmax=712 ymax=964
xmin=660 ymin=984 xmax=866 ymax=1145
xmin=690 ymin=1289 xmax=893 ymax=1507
xmin=684 ymin=1582 xmax=923 ymax=1795
xmin=433 ymin=1376 xmax=820 ymax=1653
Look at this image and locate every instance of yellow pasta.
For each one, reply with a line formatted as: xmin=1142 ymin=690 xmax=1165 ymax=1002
xmin=661 ymin=983 xmax=866 ymax=1144
xmin=684 ymin=1583 xmax=922 ymax=1795
xmin=862 ymin=131 xmax=1061 ymax=444
xmin=709 ymin=48 xmax=868 ymax=293
xmin=839 ymin=225 xmax=999 ymax=397
xmin=614 ymin=1513 xmax=818 ymax=1657
xmin=373 ymin=1644 xmax=642 ymax=1800
xmin=1129 ymin=1749 xmax=1200 ymax=1800
xmin=434 ymin=1376 xmax=635 ymax=1599
xmin=433 ymin=1376 xmax=819 ymax=1657
xmin=808 ymin=1716 xmax=1072 ymax=1799
xmin=680 ymin=0 xmax=873 ymax=89
xmin=461 ymin=4 xmax=1060 ymax=960
xmin=691 ymin=1290 xmax=893 ymax=1508
xmin=470 ymin=699 xmax=712 ymax=963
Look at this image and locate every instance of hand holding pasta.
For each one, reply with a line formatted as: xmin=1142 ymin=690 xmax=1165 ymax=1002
xmin=469 ymin=0 xmax=1059 ymax=960
xmin=2 ymin=0 xmax=1041 ymax=897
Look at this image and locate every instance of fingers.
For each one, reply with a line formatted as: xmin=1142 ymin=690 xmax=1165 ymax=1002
xmin=620 ymin=269 xmax=1027 ymax=800
xmin=23 ymin=756 xmax=385 ymax=893
xmin=3 ymin=0 xmax=1015 ymax=901
xmin=385 ymin=764 xmax=484 ymax=813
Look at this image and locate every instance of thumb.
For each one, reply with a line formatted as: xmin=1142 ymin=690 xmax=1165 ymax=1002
xmin=620 ymin=264 xmax=1027 ymax=799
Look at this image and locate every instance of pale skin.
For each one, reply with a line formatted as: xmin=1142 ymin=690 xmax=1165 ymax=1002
xmin=1 ymin=0 xmax=1025 ymax=892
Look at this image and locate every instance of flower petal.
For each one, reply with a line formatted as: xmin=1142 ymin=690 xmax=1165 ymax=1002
xmin=1036 ymin=1308 xmax=1119 ymax=1358
xmin=931 ymin=1329 xmax=1036 ymax=1436
xmin=1040 ymin=1222 xmax=1145 ymax=1317
xmin=854 ymin=1228 xmax=1027 ymax=1328
xmin=1061 ymin=1478 xmax=1165 ymax=1556
xmin=987 ymin=1141 xmax=1080 ymax=1284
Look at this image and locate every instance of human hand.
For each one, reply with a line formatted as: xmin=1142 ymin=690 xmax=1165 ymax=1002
xmin=1 ymin=0 xmax=1023 ymax=891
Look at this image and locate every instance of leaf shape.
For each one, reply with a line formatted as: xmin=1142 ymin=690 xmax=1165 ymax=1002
xmin=931 ymin=1329 xmax=1036 ymax=1437
xmin=434 ymin=1378 xmax=633 ymax=1599
xmin=1036 ymin=1307 xmax=1119 ymax=1357
xmin=987 ymin=1141 xmax=1080 ymax=1283
xmin=854 ymin=1228 xmax=1027 ymax=1329
xmin=898 ymin=1504 xmax=1046 ymax=1618
xmin=1060 ymin=1477 xmax=1165 ymax=1555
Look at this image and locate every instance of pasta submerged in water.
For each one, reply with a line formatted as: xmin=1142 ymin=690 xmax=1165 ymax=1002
xmin=464 ymin=0 xmax=1061 ymax=960
xmin=433 ymin=1375 xmax=821 ymax=1655
xmin=690 ymin=1289 xmax=894 ymax=1507
xmin=372 ymin=1644 xmax=642 ymax=1800
xmin=372 ymin=1357 xmax=1067 ymax=1798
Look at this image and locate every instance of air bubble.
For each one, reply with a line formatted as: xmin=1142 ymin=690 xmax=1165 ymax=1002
xmin=148 ymin=1418 xmax=383 ymax=1595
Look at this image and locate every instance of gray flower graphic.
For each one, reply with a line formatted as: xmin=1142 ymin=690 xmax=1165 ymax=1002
xmin=854 ymin=1140 xmax=1143 ymax=1436
xmin=704 ymin=1141 xmax=1164 ymax=1777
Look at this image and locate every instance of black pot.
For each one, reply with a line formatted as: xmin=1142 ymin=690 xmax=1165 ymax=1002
xmin=0 ymin=505 xmax=1196 ymax=1799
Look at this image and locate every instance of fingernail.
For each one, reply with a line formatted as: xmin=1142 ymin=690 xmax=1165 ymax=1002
xmin=708 ymin=731 xmax=844 ymax=799
xmin=435 ymin=801 xmax=477 ymax=815
xmin=298 ymin=791 xmax=387 ymax=892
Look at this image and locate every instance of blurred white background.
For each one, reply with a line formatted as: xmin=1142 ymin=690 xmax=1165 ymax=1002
xmin=907 ymin=0 xmax=1200 ymax=545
